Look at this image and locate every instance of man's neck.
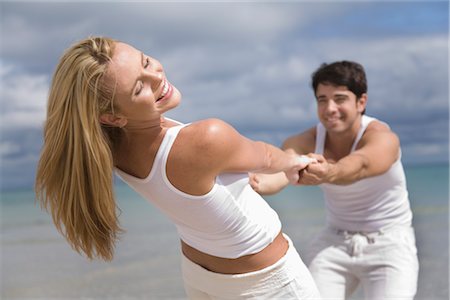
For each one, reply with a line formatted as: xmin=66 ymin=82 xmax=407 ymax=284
xmin=325 ymin=115 xmax=363 ymax=160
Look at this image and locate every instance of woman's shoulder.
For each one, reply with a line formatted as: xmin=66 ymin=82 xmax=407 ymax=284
xmin=178 ymin=118 xmax=241 ymax=155
xmin=170 ymin=118 xmax=235 ymax=175
xmin=188 ymin=118 xmax=230 ymax=129
xmin=184 ymin=118 xmax=235 ymax=139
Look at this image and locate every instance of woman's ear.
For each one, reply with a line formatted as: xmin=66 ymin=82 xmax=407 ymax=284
xmin=99 ymin=113 xmax=128 ymax=128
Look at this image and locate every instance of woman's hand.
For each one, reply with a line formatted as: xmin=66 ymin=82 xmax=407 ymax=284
xmin=284 ymin=151 xmax=317 ymax=185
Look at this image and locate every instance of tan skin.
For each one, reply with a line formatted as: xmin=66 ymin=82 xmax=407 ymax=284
xmin=100 ymin=42 xmax=309 ymax=274
xmin=251 ymin=83 xmax=400 ymax=194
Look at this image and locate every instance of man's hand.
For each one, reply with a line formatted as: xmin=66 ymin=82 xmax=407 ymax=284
xmin=297 ymin=154 xmax=332 ymax=185
xmin=249 ymin=154 xmax=317 ymax=194
xmin=284 ymin=153 xmax=318 ymax=185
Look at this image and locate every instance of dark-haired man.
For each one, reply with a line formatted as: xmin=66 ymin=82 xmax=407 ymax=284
xmin=251 ymin=61 xmax=418 ymax=299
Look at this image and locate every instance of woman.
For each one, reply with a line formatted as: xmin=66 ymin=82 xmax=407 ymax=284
xmin=35 ymin=37 xmax=320 ymax=299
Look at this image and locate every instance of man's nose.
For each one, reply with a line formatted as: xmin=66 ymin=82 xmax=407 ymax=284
xmin=325 ymin=99 xmax=338 ymax=111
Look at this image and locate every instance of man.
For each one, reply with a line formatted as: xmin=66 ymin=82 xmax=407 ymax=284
xmin=251 ymin=61 xmax=418 ymax=299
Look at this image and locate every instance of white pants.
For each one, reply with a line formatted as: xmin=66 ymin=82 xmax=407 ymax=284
xmin=306 ymin=226 xmax=419 ymax=300
xmin=181 ymin=234 xmax=321 ymax=299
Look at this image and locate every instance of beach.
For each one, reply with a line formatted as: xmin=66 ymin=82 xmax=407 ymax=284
xmin=1 ymin=164 xmax=448 ymax=299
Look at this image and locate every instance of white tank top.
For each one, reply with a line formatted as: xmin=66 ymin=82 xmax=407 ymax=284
xmin=315 ymin=115 xmax=413 ymax=232
xmin=115 ymin=122 xmax=281 ymax=258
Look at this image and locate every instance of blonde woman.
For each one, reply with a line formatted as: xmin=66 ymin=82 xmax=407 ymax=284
xmin=35 ymin=37 xmax=320 ymax=299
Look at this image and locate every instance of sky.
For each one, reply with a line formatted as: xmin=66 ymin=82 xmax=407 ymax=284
xmin=0 ymin=1 xmax=449 ymax=191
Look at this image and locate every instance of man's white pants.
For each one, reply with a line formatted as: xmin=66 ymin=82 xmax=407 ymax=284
xmin=306 ymin=226 xmax=419 ymax=300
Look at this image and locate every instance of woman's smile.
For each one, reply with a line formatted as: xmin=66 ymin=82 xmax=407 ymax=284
xmin=156 ymin=79 xmax=173 ymax=103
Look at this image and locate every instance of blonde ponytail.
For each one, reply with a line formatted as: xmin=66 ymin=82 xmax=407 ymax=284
xmin=35 ymin=37 xmax=122 ymax=261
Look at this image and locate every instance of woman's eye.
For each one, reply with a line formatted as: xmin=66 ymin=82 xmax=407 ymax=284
xmin=135 ymin=82 xmax=143 ymax=96
xmin=144 ymin=57 xmax=150 ymax=68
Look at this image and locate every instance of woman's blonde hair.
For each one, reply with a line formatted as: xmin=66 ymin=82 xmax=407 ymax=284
xmin=35 ymin=36 xmax=122 ymax=261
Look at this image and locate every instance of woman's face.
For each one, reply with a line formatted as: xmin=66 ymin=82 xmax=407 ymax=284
xmin=104 ymin=42 xmax=181 ymax=125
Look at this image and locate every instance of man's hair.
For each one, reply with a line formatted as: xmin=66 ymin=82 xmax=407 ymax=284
xmin=311 ymin=60 xmax=367 ymax=99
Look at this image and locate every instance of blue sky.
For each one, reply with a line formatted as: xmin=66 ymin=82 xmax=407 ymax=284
xmin=0 ymin=1 xmax=448 ymax=190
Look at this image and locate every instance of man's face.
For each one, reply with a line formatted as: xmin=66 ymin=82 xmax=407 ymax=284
xmin=315 ymin=83 xmax=366 ymax=133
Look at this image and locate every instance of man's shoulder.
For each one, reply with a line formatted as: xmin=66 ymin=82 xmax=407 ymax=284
xmin=361 ymin=119 xmax=399 ymax=148
xmin=367 ymin=118 xmax=391 ymax=132
xmin=283 ymin=127 xmax=316 ymax=153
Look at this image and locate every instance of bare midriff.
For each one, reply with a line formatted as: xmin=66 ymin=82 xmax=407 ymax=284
xmin=181 ymin=231 xmax=289 ymax=275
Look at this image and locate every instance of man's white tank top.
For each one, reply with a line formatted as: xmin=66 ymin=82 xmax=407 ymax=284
xmin=115 ymin=123 xmax=281 ymax=258
xmin=315 ymin=115 xmax=413 ymax=232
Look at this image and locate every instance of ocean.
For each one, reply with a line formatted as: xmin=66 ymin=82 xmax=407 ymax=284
xmin=1 ymin=164 xmax=448 ymax=299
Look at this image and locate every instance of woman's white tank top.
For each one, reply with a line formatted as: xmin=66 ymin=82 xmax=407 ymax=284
xmin=115 ymin=122 xmax=281 ymax=258
xmin=315 ymin=115 xmax=413 ymax=232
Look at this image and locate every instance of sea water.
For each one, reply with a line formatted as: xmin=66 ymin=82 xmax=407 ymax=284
xmin=1 ymin=164 xmax=448 ymax=299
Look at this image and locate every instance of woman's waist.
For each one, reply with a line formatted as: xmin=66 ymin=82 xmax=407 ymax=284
xmin=181 ymin=230 xmax=289 ymax=275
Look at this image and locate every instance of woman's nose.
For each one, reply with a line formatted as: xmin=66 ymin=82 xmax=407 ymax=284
xmin=143 ymin=67 xmax=164 ymax=90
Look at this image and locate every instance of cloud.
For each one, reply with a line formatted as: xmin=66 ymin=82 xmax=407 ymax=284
xmin=0 ymin=63 xmax=49 ymax=190
xmin=0 ymin=63 xmax=49 ymax=130
xmin=295 ymin=33 xmax=448 ymax=114
xmin=0 ymin=141 xmax=21 ymax=157
xmin=1 ymin=2 xmax=347 ymax=74
xmin=0 ymin=1 xmax=448 ymax=189
xmin=0 ymin=127 xmax=43 ymax=190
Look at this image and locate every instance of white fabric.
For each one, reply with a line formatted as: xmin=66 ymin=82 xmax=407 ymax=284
xmin=115 ymin=122 xmax=281 ymax=259
xmin=306 ymin=226 xmax=418 ymax=300
xmin=314 ymin=115 xmax=413 ymax=232
xmin=182 ymin=234 xmax=321 ymax=300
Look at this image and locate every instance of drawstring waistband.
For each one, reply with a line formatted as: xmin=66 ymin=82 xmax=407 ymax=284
xmin=336 ymin=229 xmax=384 ymax=257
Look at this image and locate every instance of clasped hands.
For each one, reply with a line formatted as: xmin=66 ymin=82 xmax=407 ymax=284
xmin=284 ymin=152 xmax=329 ymax=186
